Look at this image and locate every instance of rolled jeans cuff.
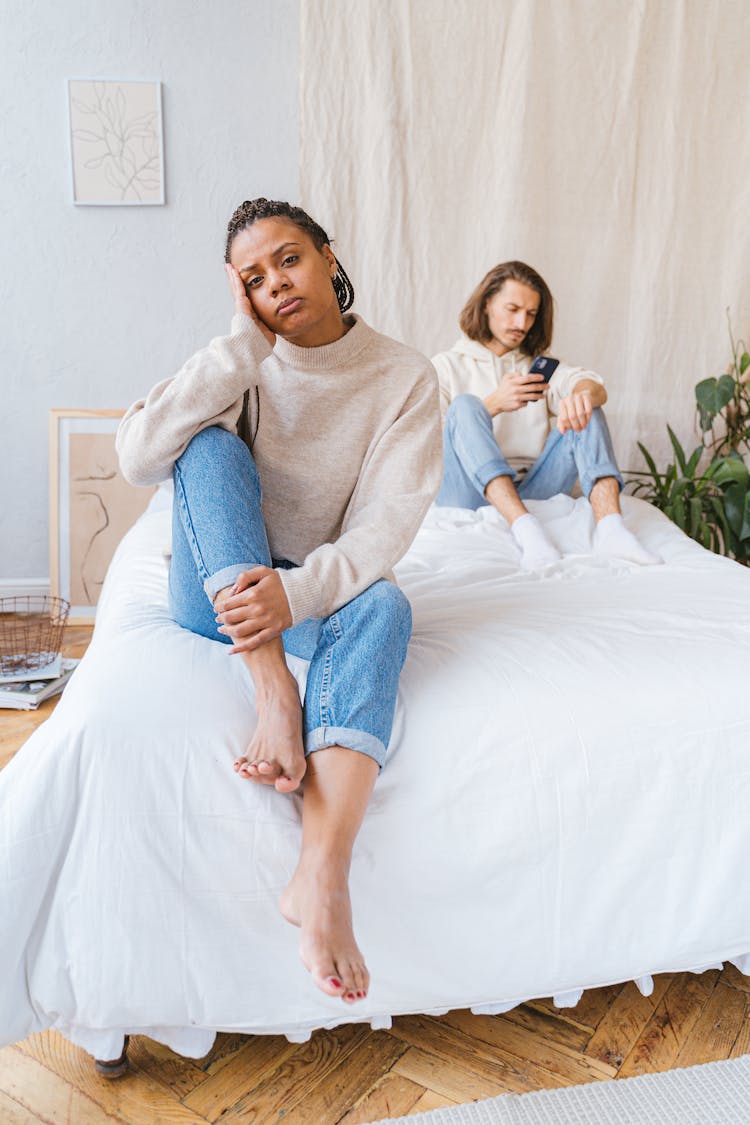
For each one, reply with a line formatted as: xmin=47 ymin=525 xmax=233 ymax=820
xmin=305 ymin=725 xmax=386 ymax=770
xmin=475 ymin=456 xmax=516 ymax=492
xmin=203 ymin=563 xmax=253 ymax=602
xmin=580 ymin=463 xmax=624 ymax=499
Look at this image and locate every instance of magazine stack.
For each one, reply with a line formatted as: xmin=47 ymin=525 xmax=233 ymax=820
xmin=0 ymin=655 xmax=80 ymax=711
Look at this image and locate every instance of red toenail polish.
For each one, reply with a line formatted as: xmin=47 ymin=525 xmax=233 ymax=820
xmin=329 ymin=978 xmax=341 ymax=988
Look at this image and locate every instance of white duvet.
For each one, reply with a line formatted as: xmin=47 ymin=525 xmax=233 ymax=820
xmin=2 ymin=493 xmax=750 ymax=1061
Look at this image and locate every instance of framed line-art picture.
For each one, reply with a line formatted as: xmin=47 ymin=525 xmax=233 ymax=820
xmin=50 ymin=410 xmax=157 ymax=623
xmin=67 ymin=78 xmax=165 ymax=205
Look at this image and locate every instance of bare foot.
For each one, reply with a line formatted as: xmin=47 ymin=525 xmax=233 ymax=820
xmin=233 ymin=673 xmax=306 ymax=793
xmin=279 ymin=858 xmax=369 ymax=1003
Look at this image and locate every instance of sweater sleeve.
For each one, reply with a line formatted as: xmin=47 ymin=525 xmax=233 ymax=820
xmin=116 ymin=314 xmax=273 ymax=486
xmin=429 ymin=351 xmax=455 ymax=424
xmin=277 ymin=368 xmax=443 ymax=624
xmin=547 ymin=361 xmax=605 ymax=415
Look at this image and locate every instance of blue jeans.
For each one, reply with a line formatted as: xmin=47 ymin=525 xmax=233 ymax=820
xmin=168 ymin=427 xmax=412 ymax=769
xmin=436 ymin=394 xmax=624 ymax=509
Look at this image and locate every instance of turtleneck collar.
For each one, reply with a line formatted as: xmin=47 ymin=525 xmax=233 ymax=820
xmin=273 ymin=313 xmax=371 ymax=372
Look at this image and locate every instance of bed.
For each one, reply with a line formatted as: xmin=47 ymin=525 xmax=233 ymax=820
xmin=2 ymin=490 xmax=750 ymax=1063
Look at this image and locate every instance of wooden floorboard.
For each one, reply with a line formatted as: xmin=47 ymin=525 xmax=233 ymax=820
xmin=2 ymin=625 xmax=750 ymax=1121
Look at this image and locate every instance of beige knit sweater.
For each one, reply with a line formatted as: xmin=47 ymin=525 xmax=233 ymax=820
xmin=117 ymin=313 xmax=442 ymax=625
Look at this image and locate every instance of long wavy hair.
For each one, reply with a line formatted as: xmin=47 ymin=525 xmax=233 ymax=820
xmin=459 ymin=261 xmax=554 ymax=356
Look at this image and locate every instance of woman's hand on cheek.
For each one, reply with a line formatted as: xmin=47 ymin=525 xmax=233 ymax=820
xmin=225 ymin=264 xmax=276 ymax=348
xmin=215 ymin=566 xmax=293 ymax=653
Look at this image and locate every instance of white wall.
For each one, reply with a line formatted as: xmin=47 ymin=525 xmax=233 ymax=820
xmin=0 ymin=0 xmax=299 ymax=581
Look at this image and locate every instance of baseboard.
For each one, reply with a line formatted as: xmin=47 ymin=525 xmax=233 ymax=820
xmin=0 ymin=578 xmax=51 ymax=600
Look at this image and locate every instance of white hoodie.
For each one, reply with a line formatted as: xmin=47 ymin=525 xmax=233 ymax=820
xmin=431 ymin=337 xmax=605 ymax=473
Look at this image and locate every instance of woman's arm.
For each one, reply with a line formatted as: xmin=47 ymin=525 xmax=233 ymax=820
xmin=116 ymin=266 xmax=274 ymax=486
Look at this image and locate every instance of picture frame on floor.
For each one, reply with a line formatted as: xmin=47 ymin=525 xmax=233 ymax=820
xmin=49 ymin=409 xmax=156 ymax=623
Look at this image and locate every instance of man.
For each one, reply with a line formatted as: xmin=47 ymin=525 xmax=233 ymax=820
xmin=432 ymin=260 xmax=660 ymax=568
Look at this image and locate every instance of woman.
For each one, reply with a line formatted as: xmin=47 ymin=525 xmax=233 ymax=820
xmin=117 ymin=198 xmax=442 ymax=1007
xmin=432 ymin=261 xmax=660 ymax=567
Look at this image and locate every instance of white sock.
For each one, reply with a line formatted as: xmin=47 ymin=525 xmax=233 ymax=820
xmin=594 ymin=513 xmax=662 ymax=565
xmin=511 ymin=513 xmax=562 ymax=570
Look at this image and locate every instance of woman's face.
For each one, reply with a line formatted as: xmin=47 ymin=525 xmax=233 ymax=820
xmin=484 ymin=280 xmax=540 ymax=355
xmin=229 ymin=218 xmax=342 ymax=344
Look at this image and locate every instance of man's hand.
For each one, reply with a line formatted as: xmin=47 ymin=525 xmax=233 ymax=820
xmin=559 ymin=391 xmax=602 ymax=434
xmin=484 ymin=371 xmax=546 ymax=417
xmin=225 ymin=263 xmax=276 ymax=347
xmin=557 ymin=389 xmax=593 ymax=434
xmin=215 ymin=566 xmax=292 ymax=654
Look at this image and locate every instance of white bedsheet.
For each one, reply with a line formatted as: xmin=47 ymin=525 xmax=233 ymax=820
xmin=2 ymin=494 xmax=750 ymax=1061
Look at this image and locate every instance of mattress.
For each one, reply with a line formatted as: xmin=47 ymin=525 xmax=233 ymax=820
xmin=2 ymin=491 xmax=749 ymax=1061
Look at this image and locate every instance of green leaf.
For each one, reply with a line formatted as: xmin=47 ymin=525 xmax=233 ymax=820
xmin=741 ymin=491 xmax=750 ymax=542
xmin=696 ymin=376 xmax=736 ymax=432
xmin=696 ymin=378 xmax=719 ymax=430
xmin=713 ymin=458 xmax=749 ymax=490
xmin=686 ymin=445 xmax=703 ymax=478
xmin=718 ymin=373 xmax=736 ymax=403
xmin=672 ymin=494 xmax=687 ymax=530
xmin=722 ymin=482 xmax=747 ymax=536
xmin=637 ymin=442 xmax=660 ymax=481
xmin=667 ymin=426 xmax=688 ymax=474
xmin=708 ymin=496 xmax=732 ymax=545
xmin=687 ymin=497 xmax=703 ymax=536
xmin=740 ymin=352 xmax=750 ymax=375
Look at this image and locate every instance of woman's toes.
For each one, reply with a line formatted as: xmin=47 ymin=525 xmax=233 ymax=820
xmin=256 ymin=759 xmax=278 ymax=776
xmin=352 ymin=966 xmax=369 ymax=994
xmin=275 ymin=775 xmax=301 ymax=793
xmin=313 ymin=970 xmax=344 ymax=997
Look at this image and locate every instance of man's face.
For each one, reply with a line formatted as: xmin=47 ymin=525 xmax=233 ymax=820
xmin=484 ymin=280 xmax=540 ymax=355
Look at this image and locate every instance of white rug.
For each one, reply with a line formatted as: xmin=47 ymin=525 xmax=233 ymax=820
xmin=373 ymin=1056 xmax=750 ymax=1124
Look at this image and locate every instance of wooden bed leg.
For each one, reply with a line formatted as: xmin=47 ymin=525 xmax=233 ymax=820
xmin=94 ymin=1034 xmax=130 ymax=1079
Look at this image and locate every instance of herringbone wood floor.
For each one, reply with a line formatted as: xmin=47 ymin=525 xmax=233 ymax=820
xmin=1 ymin=627 xmax=748 ymax=1124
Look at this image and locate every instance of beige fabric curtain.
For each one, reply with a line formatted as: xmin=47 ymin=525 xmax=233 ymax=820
xmin=300 ymin=0 xmax=750 ymax=470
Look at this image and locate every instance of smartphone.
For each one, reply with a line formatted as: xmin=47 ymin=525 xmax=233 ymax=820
xmin=529 ymin=355 xmax=560 ymax=383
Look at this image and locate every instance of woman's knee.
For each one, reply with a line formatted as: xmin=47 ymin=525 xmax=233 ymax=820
xmin=177 ymin=425 xmax=251 ymax=470
xmin=355 ymin=580 xmax=412 ymax=641
xmin=175 ymin=426 xmax=260 ymax=492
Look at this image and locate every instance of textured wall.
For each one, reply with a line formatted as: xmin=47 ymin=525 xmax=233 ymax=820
xmin=0 ymin=0 xmax=299 ymax=579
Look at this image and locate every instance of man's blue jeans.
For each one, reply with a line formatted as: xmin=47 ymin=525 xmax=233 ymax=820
xmin=168 ymin=427 xmax=412 ymax=769
xmin=436 ymin=394 xmax=624 ymax=509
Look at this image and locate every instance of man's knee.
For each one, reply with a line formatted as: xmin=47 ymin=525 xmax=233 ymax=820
xmin=561 ymin=406 xmax=608 ymax=445
xmin=446 ymin=393 xmax=489 ymax=426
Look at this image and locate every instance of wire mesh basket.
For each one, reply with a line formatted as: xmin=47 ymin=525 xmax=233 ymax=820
xmin=0 ymin=596 xmax=70 ymax=675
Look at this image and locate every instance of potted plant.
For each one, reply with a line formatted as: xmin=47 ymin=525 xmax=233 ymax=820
xmin=629 ymin=316 xmax=750 ymax=563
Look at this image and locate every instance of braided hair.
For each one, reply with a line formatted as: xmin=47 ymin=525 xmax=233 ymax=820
xmin=224 ymin=198 xmax=354 ymax=313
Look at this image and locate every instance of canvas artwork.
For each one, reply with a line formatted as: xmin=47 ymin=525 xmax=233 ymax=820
xmin=50 ymin=411 xmax=156 ymax=621
xmin=67 ymin=79 xmax=165 ymax=205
